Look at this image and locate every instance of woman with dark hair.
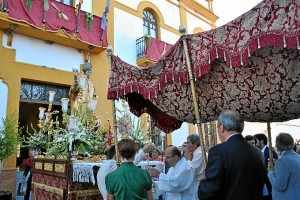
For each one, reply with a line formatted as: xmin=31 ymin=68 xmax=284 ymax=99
xmin=148 ymin=149 xmax=163 ymax=161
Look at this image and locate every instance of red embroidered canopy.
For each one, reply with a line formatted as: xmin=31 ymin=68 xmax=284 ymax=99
xmin=107 ymin=0 xmax=300 ymax=132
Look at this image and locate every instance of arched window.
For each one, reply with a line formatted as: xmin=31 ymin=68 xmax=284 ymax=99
xmin=143 ymin=10 xmax=158 ymax=38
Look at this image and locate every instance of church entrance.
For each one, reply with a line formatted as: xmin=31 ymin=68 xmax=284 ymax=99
xmin=17 ymin=81 xmax=69 ymax=168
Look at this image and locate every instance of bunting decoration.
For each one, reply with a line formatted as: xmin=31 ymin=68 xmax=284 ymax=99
xmin=51 ymin=2 xmax=69 ymax=21
xmin=75 ymin=0 xmax=83 ymax=33
xmin=42 ymin=0 xmax=49 ymax=23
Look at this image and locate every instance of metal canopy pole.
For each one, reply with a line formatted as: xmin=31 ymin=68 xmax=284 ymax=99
xmin=267 ymin=122 xmax=273 ymax=160
xmin=179 ymin=25 xmax=207 ymax=167
xmin=107 ymin=46 xmax=120 ymax=166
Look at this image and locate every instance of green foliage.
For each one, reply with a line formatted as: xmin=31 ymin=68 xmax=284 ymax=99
xmin=0 ymin=115 xmax=20 ymax=161
xmin=25 ymin=0 xmax=33 ymax=10
xmin=21 ymin=125 xmax=49 ymax=152
xmin=85 ymin=12 xmax=93 ymax=31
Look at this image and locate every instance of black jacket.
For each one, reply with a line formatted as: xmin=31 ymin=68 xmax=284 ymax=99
xmin=199 ymin=134 xmax=266 ymax=200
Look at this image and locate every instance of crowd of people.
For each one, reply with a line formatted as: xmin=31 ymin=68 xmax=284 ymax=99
xmin=20 ymin=110 xmax=300 ymax=200
xmin=98 ymin=110 xmax=300 ymax=200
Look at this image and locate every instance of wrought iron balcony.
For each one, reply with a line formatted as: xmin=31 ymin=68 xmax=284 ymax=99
xmin=0 ymin=0 xmax=108 ymax=53
xmin=136 ymin=35 xmax=173 ymax=67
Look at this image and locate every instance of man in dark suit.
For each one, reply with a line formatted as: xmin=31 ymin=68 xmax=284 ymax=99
xmin=254 ymin=133 xmax=278 ymax=200
xmin=198 ymin=110 xmax=266 ymax=200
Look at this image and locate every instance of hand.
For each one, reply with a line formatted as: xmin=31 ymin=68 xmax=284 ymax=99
xmin=267 ymin=158 xmax=275 ymax=171
xmin=184 ymin=149 xmax=193 ymax=161
xmin=148 ymin=168 xmax=160 ymax=178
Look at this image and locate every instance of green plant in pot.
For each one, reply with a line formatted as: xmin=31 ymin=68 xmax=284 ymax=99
xmin=0 ymin=114 xmax=20 ymax=199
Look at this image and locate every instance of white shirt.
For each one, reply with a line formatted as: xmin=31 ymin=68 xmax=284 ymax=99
xmin=155 ymin=157 xmax=195 ymax=200
xmin=187 ymin=146 xmax=204 ymax=200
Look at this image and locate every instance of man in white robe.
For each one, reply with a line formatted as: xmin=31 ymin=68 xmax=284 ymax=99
xmin=149 ymin=146 xmax=195 ymax=200
xmin=185 ymin=134 xmax=205 ymax=199
xmin=97 ymin=144 xmax=153 ymax=200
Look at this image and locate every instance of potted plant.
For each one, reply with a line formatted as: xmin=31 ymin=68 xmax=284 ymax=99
xmin=0 ymin=114 xmax=20 ymax=200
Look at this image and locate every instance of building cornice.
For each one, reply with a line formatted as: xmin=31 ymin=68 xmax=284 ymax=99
xmin=181 ymin=0 xmax=219 ymax=22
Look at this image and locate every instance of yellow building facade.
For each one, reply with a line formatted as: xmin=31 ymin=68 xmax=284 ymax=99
xmin=0 ymin=0 xmax=217 ymax=168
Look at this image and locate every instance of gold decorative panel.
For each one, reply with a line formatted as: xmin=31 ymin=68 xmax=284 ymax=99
xmin=54 ymin=164 xmax=65 ymax=173
xmin=35 ymin=162 xmax=43 ymax=170
xmin=44 ymin=163 xmax=53 ymax=171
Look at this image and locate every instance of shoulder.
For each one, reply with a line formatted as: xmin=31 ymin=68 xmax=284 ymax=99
xmin=106 ymin=166 xmax=122 ymax=178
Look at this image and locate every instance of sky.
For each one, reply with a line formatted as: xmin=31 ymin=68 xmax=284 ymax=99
xmin=212 ymin=0 xmax=263 ymax=27
xmin=206 ymin=0 xmax=300 ymax=140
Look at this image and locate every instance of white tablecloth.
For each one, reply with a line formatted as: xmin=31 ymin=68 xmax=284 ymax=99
xmin=72 ymin=161 xmax=102 ymax=184
xmin=72 ymin=160 xmax=165 ymax=184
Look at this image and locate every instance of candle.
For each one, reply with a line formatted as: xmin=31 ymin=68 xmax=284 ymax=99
xmin=49 ymin=91 xmax=56 ymax=102
xmin=38 ymin=107 xmax=46 ymax=120
xmin=61 ymin=98 xmax=69 ymax=113
xmin=68 ymin=115 xmax=77 ymax=133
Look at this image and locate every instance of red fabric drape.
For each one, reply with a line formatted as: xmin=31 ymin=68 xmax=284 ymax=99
xmin=8 ymin=0 xmax=108 ymax=47
xmin=145 ymin=37 xmax=173 ymax=62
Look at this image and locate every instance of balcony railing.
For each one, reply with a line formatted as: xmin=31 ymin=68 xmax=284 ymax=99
xmin=136 ymin=35 xmax=150 ymax=59
xmin=136 ymin=36 xmax=173 ymax=65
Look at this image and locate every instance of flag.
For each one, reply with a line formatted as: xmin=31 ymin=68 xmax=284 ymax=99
xmin=100 ymin=0 xmax=110 ymax=40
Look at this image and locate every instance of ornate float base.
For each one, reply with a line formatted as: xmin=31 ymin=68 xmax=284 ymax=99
xmin=32 ymin=158 xmax=102 ymax=200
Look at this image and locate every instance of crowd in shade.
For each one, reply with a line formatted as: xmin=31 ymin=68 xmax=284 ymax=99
xmin=96 ymin=110 xmax=300 ymax=200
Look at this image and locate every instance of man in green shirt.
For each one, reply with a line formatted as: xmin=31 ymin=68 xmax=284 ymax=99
xmin=105 ymin=139 xmax=153 ymax=200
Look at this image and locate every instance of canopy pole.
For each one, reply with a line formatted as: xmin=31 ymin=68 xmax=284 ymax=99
xmin=180 ymin=25 xmax=207 ymax=167
xmin=107 ymin=46 xmax=120 ymax=166
xmin=267 ymin=122 xmax=273 ymax=160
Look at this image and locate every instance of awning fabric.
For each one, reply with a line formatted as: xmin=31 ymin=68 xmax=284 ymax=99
xmin=107 ymin=0 xmax=300 ymax=132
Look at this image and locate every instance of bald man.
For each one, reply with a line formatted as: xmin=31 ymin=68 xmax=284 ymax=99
xmin=149 ymin=146 xmax=195 ymax=200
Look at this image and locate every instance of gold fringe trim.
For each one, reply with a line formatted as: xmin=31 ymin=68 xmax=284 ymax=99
xmin=32 ymin=182 xmax=64 ymax=196
xmin=69 ymin=189 xmax=100 ymax=197
xmin=32 ymin=182 xmax=100 ymax=199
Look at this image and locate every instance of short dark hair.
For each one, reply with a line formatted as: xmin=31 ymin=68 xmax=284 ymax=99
xmin=254 ymin=133 xmax=267 ymax=145
xmin=276 ymin=133 xmax=294 ymax=151
xmin=106 ymin=145 xmax=116 ymax=160
xmin=218 ymin=110 xmax=244 ymax=133
xmin=245 ymin=135 xmax=257 ymax=143
xmin=171 ymin=146 xmax=182 ymax=159
xmin=187 ymin=134 xmax=200 ymax=147
xmin=118 ymin=139 xmax=138 ymax=160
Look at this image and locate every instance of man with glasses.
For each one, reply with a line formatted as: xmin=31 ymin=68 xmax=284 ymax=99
xmin=148 ymin=146 xmax=195 ymax=200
